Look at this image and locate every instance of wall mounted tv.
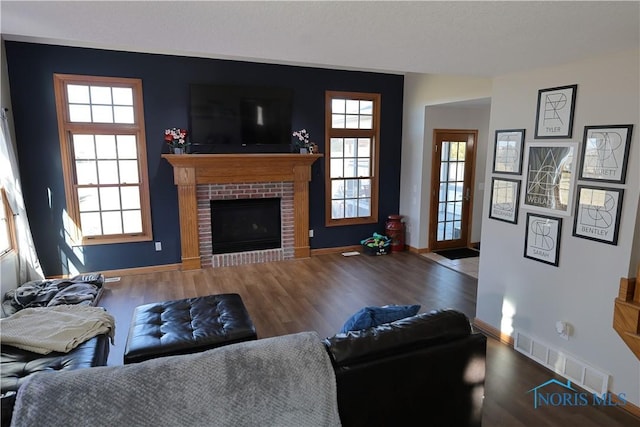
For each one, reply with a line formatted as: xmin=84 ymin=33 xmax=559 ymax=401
xmin=189 ymin=84 xmax=293 ymax=153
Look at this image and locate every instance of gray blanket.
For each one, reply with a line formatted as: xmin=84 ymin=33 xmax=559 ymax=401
xmin=11 ymin=331 xmax=341 ymax=427
xmin=2 ymin=273 xmax=104 ymax=317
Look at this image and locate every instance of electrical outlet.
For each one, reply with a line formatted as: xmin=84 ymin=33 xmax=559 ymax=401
xmin=556 ymin=321 xmax=570 ymax=340
xmin=155 ymin=241 xmax=162 ymax=251
xmin=309 ymin=229 xmax=314 ymax=238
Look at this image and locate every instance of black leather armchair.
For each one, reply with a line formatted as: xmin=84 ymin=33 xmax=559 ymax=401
xmin=324 ymin=309 xmax=486 ymax=427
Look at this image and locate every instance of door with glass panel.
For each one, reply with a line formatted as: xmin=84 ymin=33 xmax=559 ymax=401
xmin=429 ymin=130 xmax=477 ymax=251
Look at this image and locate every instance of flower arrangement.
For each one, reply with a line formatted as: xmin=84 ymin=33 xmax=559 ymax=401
xmin=292 ymin=129 xmax=311 ymax=152
xmin=164 ymin=128 xmax=189 ymax=149
xmin=293 ymin=129 xmax=318 ymax=153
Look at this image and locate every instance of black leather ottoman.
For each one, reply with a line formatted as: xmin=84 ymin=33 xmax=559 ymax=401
xmin=1 ymin=334 xmax=110 ymax=427
xmin=123 ymin=293 xmax=257 ymax=364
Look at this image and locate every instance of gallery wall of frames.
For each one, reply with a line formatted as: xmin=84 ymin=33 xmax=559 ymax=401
xmin=489 ymin=84 xmax=633 ymax=267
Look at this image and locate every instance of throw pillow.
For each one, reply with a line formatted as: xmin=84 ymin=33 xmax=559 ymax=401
xmin=340 ymin=304 xmax=420 ymax=333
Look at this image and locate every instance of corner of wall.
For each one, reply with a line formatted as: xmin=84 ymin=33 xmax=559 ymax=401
xmin=0 ymin=252 xmax=20 ymax=293
xmin=400 ymin=73 xmax=492 ymax=249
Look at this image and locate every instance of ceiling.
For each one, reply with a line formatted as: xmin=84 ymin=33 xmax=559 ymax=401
xmin=1 ymin=1 xmax=639 ymax=77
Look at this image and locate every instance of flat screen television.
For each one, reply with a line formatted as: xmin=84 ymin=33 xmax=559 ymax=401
xmin=189 ymin=84 xmax=293 ymax=153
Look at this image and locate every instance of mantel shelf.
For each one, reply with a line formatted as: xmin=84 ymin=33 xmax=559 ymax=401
xmin=162 ymin=153 xmax=322 ymax=165
xmin=162 ymin=153 xmax=322 ymax=184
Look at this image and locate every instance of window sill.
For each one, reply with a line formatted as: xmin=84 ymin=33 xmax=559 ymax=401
xmin=79 ymin=234 xmax=153 ymax=246
xmin=325 ymin=217 xmax=378 ymax=227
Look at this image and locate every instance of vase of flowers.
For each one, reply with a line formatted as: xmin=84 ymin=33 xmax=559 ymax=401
xmin=165 ymin=128 xmax=189 ymax=154
xmin=292 ymin=129 xmax=311 ymax=153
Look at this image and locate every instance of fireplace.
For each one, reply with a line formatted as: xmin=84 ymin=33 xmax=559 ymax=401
xmin=210 ymin=198 xmax=281 ymax=254
xmin=197 ymin=181 xmax=294 ymax=268
xmin=162 ymin=153 xmax=322 ymax=270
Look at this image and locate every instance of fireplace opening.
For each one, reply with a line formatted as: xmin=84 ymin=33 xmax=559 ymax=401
xmin=210 ymin=198 xmax=281 ymax=254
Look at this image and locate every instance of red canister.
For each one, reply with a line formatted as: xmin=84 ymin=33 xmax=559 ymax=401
xmin=385 ymin=214 xmax=405 ymax=252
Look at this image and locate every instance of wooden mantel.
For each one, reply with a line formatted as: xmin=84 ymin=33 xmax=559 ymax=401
xmin=162 ymin=153 xmax=323 ymax=270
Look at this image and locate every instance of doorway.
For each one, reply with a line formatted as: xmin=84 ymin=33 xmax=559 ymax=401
xmin=429 ymin=129 xmax=477 ymax=251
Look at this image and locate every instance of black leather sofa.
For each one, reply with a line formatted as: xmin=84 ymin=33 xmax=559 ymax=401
xmin=0 ymin=334 xmax=110 ymax=427
xmin=0 ymin=273 xmax=109 ymax=427
xmin=325 ymin=309 xmax=487 ymax=427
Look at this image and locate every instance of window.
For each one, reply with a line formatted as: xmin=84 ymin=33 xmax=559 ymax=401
xmin=0 ymin=188 xmax=16 ymax=256
xmin=53 ymin=74 xmax=152 ymax=245
xmin=325 ymin=91 xmax=380 ymax=226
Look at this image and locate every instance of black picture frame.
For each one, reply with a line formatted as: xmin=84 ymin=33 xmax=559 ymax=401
xmin=534 ymin=84 xmax=577 ymax=139
xmin=572 ymin=185 xmax=624 ymax=246
xmin=524 ymin=213 xmax=562 ymax=267
xmin=522 ymin=141 xmax=578 ymax=216
xmin=578 ymin=124 xmax=633 ymax=184
xmin=489 ymin=177 xmax=520 ymax=224
xmin=492 ymin=129 xmax=525 ymax=174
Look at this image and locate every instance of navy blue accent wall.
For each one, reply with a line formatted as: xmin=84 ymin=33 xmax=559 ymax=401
xmin=5 ymin=42 xmax=404 ymax=276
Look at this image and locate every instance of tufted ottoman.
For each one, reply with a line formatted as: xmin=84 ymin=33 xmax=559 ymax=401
xmin=123 ymin=293 xmax=256 ymax=364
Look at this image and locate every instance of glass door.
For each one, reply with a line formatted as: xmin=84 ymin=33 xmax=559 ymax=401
xmin=429 ymin=130 xmax=476 ymax=251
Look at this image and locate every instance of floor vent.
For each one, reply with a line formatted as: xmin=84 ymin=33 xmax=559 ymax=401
xmin=514 ymin=330 xmax=609 ymax=395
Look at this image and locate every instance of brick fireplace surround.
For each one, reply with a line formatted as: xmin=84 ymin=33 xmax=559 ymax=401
xmin=198 ymin=182 xmax=294 ymax=268
xmin=162 ymin=154 xmax=322 ymax=270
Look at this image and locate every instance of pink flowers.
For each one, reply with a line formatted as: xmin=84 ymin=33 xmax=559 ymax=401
xmin=164 ymin=128 xmax=188 ymax=147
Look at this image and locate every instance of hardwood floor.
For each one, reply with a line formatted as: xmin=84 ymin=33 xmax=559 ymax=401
xmin=99 ymin=252 xmax=639 ymax=426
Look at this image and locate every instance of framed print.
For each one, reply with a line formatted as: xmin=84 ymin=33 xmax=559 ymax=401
xmin=493 ymin=129 xmax=525 ymax=174
xmin=489 ymin=177 xmax=520 ymax=224
xmin=534 ymin=84 xmax=577 ymax=139
xmin=579 ymin=124 xmax=633 ymax=183
xmin=572 ymin=185 xmax=624 ymax=245
xmin=524 ymin=213 xmax=562 ymax=267
xmin=522 ymin=141 xmax=578 ymax=216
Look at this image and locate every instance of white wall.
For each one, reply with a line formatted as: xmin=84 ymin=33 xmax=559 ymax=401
xmin=477 ymin=49 xmax=640 ymax=405
xmin=400 ymin=73 xmax=492 ymax=249
xmin=0 ymin=251 xmax=19 ymax=296
xmin=0 ymin=39 xmax=20 ymax=292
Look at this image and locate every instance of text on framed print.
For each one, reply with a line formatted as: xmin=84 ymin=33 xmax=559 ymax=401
xmin=534 ymin=84 xmax=577 ymax=139
xmin=523 ymin=141 xmax=578 ymax=216
xmin=579 ymin=124 xmax=633 ymax=184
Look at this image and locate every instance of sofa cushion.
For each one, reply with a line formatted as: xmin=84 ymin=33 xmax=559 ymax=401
xmin=339 ymin=304 xmax=420 ymax=333
xmin=328 ymin=309 xmax=472 ymax=366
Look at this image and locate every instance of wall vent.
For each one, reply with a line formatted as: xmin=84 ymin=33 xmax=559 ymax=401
xmin=514 ymin=330 xmax=609 ymax=395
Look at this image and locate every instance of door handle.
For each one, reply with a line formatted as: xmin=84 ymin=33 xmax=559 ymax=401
xmin=464 ymin=188 xmax=470 ymax=201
